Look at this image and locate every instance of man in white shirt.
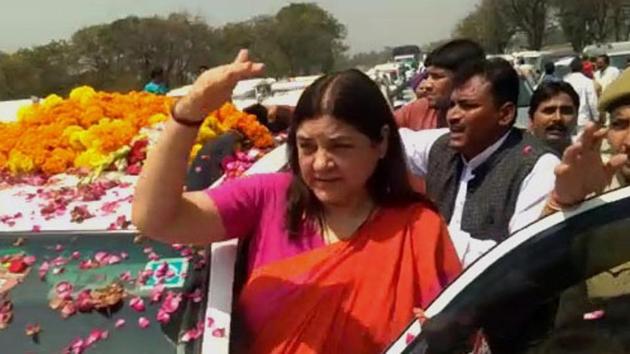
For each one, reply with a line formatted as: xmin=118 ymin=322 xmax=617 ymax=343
xmin=594 ymin=54 xmax=621 ymax=91
xmin=564 ymin=57 xmax=600 ymax=134
xmin=401 ymin=58 xmax=560 ymax=267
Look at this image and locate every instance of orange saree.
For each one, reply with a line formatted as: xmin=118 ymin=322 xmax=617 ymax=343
xmin=235 ymin=203 xmax=461 ymax=354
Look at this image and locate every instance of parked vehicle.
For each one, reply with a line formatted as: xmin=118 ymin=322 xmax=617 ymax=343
xmin=387 ymin=186 xmax=630 ymax=354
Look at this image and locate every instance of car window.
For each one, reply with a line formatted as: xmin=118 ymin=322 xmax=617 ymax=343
xmin=393 ymin=187 xmax=630 ymax=354
xmin=0 ymin=231 xmax=208 ymax=353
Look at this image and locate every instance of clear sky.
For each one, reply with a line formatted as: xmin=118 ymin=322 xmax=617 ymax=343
xmin=0 ymin=0 xmax=478 ymax=54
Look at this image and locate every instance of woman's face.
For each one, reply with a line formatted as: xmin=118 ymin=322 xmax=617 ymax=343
xmin=296 ymin=115 xmax=387 ymax=206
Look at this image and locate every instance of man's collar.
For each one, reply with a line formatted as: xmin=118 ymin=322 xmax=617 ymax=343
xmin=461 ymin=130 xmax=512 ymax=171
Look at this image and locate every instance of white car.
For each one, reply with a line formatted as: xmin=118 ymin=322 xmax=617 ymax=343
xmin=386 ymin=185 xmax=630 ymax=353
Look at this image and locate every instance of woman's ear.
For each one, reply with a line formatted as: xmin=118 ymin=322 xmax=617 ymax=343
xmin=379 ymin=125 xmax=390 ymax=158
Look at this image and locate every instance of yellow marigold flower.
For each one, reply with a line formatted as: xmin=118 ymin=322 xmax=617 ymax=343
xmin=42 ymin=94 xmax=63 ymax=108
xmin=17 ymin=105 xmax=37 ymax=123
xmin=197 ymin=126 xmax=217 ymax=143
xmin=62 ymin=125 xmax=85 ymax=150
xmin=69 ymin=86 xmax=97 ymax=106
xmin=7 ymin=150 xmax=35 ymax=174
xmin=74 ymin=148 xmax=109 ymax=169
xmin=189 ymin=143 xmax=202 ymax=162
xmin=148 ymin=113 xmax=168 ymax=125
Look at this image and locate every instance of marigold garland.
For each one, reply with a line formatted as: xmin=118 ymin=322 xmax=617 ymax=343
xmin=0 ymin=86 xmax=275 ymax=177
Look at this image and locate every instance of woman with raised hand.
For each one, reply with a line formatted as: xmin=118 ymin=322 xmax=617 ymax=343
xmin=132 ymin=50 xmax=461 ymax=353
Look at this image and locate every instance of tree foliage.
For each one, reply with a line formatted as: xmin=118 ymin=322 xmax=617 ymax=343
xmin=0 ymin=3 xmax=347 ymax=99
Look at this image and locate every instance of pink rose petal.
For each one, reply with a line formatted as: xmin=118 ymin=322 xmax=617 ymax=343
xmin=71 ymin=251 xmax=81 ymax=260
xmin=150 ymin=285 xmax=165 ymax=303
xmin=114 ymin=318 xmax=126 ymax=328
xmin=105 ymin=255 xmax=122 ymax=265
xmin=138 ymin=317 xmax=150 ymax=329
xmin=160 ymin=292 xmax=182 ymax=314
xmin=212 ymin=328 xmax=226 ymax=338
xmin=32 ymin=225 xmax=41 ymax=232
xmin=148 ymin=252 xmax=160 ymax=261
xmin=23 ymin=255 xmax=36 ymax=266
xmin=583 ymin=309 xmax=605 ymax=320
xmin=61 ymin=302 xmax=77 ymax=318
xmin=156 ymin=262 xmax=169 ymax=277
xmin=76 ymin=290 xmax=94 ymax=312
xmin=120 ymin=252 xmax=129 ymax=260
xmin=207 ymin=317 xmax=215 ymax=329
xmin=143 ymin=247 xmax=153 ymax=254
xmin=55 ymin=244 xmax=64 ymax=252
xmin=94 ymin=252 xmax=108 ymax=264
xmin=38 ymin=261 xmax=50 ymax=280
xmin=56 ymin=282 xmax=74 ymax=300
xmin=120 ymin=271 xmax=133 ymax=282
xmin=129 ymin=297 xmax=145 ymax=312
xmin=85 ymin=328 xmax=107 ymax=346
xmin=187 ymin=288 xmax=203 ymax=304
xmin=156 ymin=309 xmax=171 ymax=324
xmin=172 ymin=244 xmax=184 ymax=251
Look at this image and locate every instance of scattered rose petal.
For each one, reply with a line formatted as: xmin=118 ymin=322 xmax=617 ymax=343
xmin=143 ymin=247 xmax=153 ymax=254
xmin=8 ymin=259 xmax=27 ymax=273
xmin=120 ymin=252 xmax=129 ymax=260
xmin=71 ymin=251 xmax=81 ymax=260
xmin=114 ymin=319 xmax=126 ymax=328
xmin=138 ymin=317 xmax=150 ymax=329
xmin=160 ymin=292 xmax=182 ymax=314
xmin=25 ymin=323 xmax=41 ymax=337
xmin=38 ymin=261 xmax=50 ymax=280
xmin=120 ymin=271 xmax=133 ymax=282
xmin=56 ymin=282 xmax=74 ymax=300
xmin=172 ymin=244 xmax=184 ymax=251
xmin=60 ymin=302 xmax=77 ymax=318
xmin=187 ymin=288 xmax=203 ymax=304
xmin=150 ymin=285 xmax=165 ymax=303
xmin=129 ymin=297 xmax=145 ymax=312
xmin=156 ymin=309 xmax=171 ymax=324
xmin=406 ymin=333 xmax=416 ymax=345
xmin=55 ymin=244 xmax=64 ymax=252
xmin=148 ymin=252 xmax=160 ymax=261
xmin=76 ymin=290 xmax=94 ymax=312
xmin=94 ymin=252 xmax=108 ymax=264
xmin=584 ymin=309 xmax=605 ymax=320
xmin=212 ymin=328 xmax=226 ymax=338
xmin=85 ymin=328 xmax=107 ymax=346
xmin=207 ymin=317 xmax=214 ymax=329
xmin=156 ymin=262 xmax=169 ymax=277
xmin=32 ymin=225 xmax=41 ymax=232
xmin=105 ymin=254 xmax=122 ymax=265
xmin=23 ymin=255 xmax=36 ymax=266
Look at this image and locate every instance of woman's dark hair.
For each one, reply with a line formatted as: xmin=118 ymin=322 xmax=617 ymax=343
xmin=529 ymin=81 xmax=580 ymax=118
xmin=285 ymin=69 xmax=431 ymax=237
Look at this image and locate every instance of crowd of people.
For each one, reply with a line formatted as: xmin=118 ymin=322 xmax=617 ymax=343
xmin=130 ymin=39 xmax=630 ymax=353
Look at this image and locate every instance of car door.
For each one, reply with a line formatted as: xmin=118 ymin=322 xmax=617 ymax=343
xmin=386 ymin=186 xmax=630 ymax=354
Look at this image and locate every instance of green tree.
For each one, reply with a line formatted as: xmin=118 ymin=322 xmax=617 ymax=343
xmin=454 ymin=0 xmax=515 ymax=53
xmin=274 ymin=3 xmax=347 ymax=75
xmin=501 ymin=0 xmax=551 ymax=50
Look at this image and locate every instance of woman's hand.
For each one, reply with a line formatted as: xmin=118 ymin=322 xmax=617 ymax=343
xmin=174 ymin=49 xmax=264 ymax=123
xmin=552 ymin=122 xmax=627 ymax=207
